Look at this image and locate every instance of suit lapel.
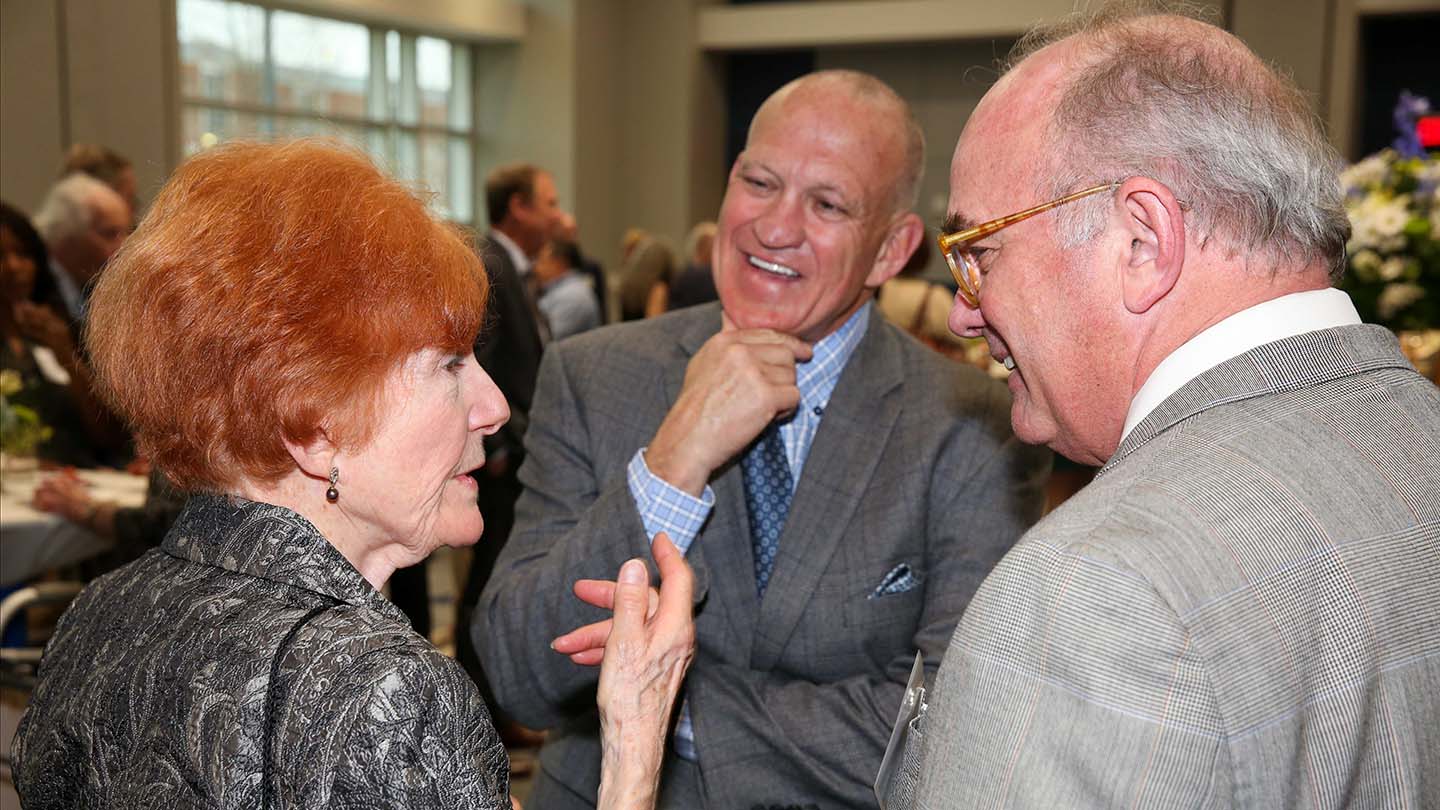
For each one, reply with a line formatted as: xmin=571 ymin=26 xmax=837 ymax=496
xmin=1102 ymin=324 xmax=1412 ymax=475
xmin=752 ymin=310 xmax=905 ymax=669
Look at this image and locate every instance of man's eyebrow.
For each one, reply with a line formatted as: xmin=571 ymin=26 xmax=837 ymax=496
xmin=941 ymin=211 xmax=975 ymax=233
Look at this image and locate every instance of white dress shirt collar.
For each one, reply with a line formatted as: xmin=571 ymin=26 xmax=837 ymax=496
xmin=488 ymin=228 xmax=531 ymax=276
xmin=49 ymin=257 xmax=84 ymax=320
xmin=1122 ymin=288 xmax=1361 ymax=440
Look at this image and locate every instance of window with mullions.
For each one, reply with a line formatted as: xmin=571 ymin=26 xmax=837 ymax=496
xmin=177 ymin=0 xmax=475 ymax=223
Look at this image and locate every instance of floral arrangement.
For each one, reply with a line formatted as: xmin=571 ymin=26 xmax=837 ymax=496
xmin=1338 ymin=92 xmax=1439 ymax=331
xmin=0 ymin=368 xmax=53 ymax=457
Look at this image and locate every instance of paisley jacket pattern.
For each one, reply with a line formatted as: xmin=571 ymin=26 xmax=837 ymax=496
xmin=12 ymin=494 xmax=510 ymax=809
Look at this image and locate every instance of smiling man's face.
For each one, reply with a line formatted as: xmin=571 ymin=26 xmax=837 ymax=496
xmin=713 ymin=85 xmax=909 ymax=343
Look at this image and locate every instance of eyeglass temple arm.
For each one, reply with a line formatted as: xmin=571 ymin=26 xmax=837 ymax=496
xmin=937 ymin=183 xmax=1118 ymax=249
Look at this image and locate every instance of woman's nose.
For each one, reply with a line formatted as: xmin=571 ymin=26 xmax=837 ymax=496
xmin=468 ymin=366 xmax=511 ymax=435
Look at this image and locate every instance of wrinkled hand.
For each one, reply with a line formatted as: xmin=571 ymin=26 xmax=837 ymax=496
xmin=13 ymin=301 xmax=74 ymax=357
xmin=32 ymin=469 xmax=93 ymax=523
xmin=644 ymin=316 xmax=812 ymax=495
xmin=559 ymin=533 xmax=693 ymax=810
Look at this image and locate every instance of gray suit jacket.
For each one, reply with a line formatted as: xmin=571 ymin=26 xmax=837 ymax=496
xmin=476 ymin=303 xmax=1051 ymax=809
xmin=902 ymin=324 xmax=1440 ymax=809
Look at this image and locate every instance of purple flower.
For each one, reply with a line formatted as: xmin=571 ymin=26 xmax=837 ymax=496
xmin=1393 ymin=91 xmax=1431 ymax=158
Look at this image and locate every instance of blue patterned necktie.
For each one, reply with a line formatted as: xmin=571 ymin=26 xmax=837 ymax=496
xmin=742 ymin=423 xmax=793 ymax=596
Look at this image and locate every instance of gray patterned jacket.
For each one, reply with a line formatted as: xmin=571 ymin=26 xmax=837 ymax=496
xmin=898 ymin=324 xmax=1440 ymax=808
xmin=12 ymin=494 xmax=510 ymax=809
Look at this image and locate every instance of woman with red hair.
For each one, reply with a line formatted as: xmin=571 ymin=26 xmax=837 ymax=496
xmin=11 ymin=140 xmax=693 ymax=809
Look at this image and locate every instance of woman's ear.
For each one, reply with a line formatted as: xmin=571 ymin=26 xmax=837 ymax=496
xmin=283 ymin=429 xmax=337 ymax=482
xmin=1117 ymin=178 xmax=1185 ymax=314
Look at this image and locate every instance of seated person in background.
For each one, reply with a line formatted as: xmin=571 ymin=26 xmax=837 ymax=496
xmin=558 ymin=212 xmax=610 ymax=325
xmin=32 ymin=173 xmax=129 ymax=326
xmin=876 ymin=239 xmax=971 ymax=362
xmin=61 ymin=142 xmax=138 ymax=222
xmin=476 ymin=70 xmax=1050 ymax=810
xmin=1 ymin=201 xmax=118 ymax=467
xmin=618 ymin=235 xmax=675 ymax=321
xmin=536 ymin=237 xmax=603 ymax=341
xmin=12 ymin=140 xmax=695 ymax=810
xmin=32 ymin=466 xmax=188 ymax=575
xmin=665 ymin=221 xmax=718 ymax=311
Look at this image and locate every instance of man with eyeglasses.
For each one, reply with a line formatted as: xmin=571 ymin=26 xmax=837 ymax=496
xmin=885 ymin=6 xmax=1440 ymax=809
xmin=476 ymin=70 xmax=1051 ymax=809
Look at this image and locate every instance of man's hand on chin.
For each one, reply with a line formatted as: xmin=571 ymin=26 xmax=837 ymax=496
xmin=644 ymin=314 xmax=812 ymax=496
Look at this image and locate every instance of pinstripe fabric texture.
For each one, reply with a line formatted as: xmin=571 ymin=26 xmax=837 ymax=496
xmin=906 ymin=325 xmax=1440 ymax=809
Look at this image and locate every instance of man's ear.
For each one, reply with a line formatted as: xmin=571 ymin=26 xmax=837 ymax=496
xmin=283 ymin=429 xmax=337 ymax=483
xmin=1118 ymin=177 xmax=1185 ymax=314
xmin=507 ymin=190 xmax=529 ymax=222
xmin=865 ymin=212 xmax=926 ymax=288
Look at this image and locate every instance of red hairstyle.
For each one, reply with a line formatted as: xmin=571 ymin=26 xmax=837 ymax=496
xmin=86 ymin=140 xmax=487 ymax=492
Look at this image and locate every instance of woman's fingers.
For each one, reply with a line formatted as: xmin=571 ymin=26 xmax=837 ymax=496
xmin=651 ymin=533 xmax=695 ymax=638
xmin=609 ymin=558 xmax=650 ymax=646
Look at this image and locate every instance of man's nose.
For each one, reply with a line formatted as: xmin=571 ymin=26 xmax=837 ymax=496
xmin=754 ymin=197 xmax=804 ymax=249
xmin=948 ymin=292 xmax=986 ymax=338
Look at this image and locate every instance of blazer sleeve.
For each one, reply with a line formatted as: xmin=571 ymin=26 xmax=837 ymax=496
xmin=685 ymin=382 xmax=1050 ymax=809
xmin=473 ymin=341 xmax=682 ymax=729
xmin=912 ymin=535 xmax=1227 ymax=808
xmin=324 ymin=649 xmax=512 ymax=809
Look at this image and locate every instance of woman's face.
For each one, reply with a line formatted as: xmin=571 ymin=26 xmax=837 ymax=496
xmin=336 ymin=348 xmax=509 ymax=560
xmin=0 ymin=225 xmax=38 ymax=305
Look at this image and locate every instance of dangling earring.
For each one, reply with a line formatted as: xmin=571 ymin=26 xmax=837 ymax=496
xmin=325 ymin=467 xmax=340 ymax=503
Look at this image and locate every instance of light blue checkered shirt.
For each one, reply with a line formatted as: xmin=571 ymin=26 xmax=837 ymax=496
xmin=625 ymin=302 xmax=871 ymax=761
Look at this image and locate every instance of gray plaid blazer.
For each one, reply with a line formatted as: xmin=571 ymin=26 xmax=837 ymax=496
xmin=897 ymin=324 xmax=1440 ymax=809
xmin=475 ymin=303 xmax=1051 ymax=809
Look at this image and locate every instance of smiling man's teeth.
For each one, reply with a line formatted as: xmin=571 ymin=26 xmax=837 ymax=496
xmin=1002 ymin=357 xmax=1016 ymax=371
xmin=748 ymin=255 xmax=799 ymax=278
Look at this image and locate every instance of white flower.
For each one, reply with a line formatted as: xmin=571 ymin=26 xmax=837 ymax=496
xmin=1347 ymin=193 xmax=1410 ymax=252
xmin=1341 ymin=153 xmax=1390 ymax=192
xmin=1350 ymin=249 xmax=1382 ymax=282
xmin=1378 ymin=256 xmax=1408 ymax=281
xmin=1376 ymin=282 xmax=1425 ymax=320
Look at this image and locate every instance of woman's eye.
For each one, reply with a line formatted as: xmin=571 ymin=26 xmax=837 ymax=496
xmin=444 ymin=356 xmax=466 ymax=374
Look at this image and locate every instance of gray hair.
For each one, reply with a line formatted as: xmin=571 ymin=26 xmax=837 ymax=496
xmin=34 ymin=173 xmax=120 ymax=245
xmin=750 ymin=69 xmax=926 ymax=214
xmin=1010 ymin=2 xmax=1349 ymax=279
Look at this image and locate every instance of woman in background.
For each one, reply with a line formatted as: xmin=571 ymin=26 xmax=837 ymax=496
xmin=12 ymin=141 xmax=692 ymax=809
xmin=0 ymin=201 xmax=115 ymax=466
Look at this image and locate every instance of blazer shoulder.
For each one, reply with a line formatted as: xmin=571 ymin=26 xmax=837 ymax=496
xmin=551 ymin=304 xmax=716 ymax=367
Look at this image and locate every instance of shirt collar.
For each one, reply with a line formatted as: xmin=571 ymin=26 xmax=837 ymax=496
xmin=162 ymin=493 xmax=407 ymax=623
xmin=1122 ymin=288 xmax=1361 ymax=440
xmin=488 ymin=228 xmax=532 ymax=275
xmin=49 ymin=257 xmax=85 ymax=319
xmin=796 ymin=301 xmax=871 ymax=410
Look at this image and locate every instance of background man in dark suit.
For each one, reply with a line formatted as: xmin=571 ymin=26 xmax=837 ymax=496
xmin=454 ymin=163 xmax=565 ymax=741
xmin=475 ymin=70 xmax=1051 ymax=808
xmin=892 ymin=6 xmax=1440 ymax=808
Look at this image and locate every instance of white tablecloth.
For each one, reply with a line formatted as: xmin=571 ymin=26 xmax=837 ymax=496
xmin=0 ymin=466 xmax=147 ymax=587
